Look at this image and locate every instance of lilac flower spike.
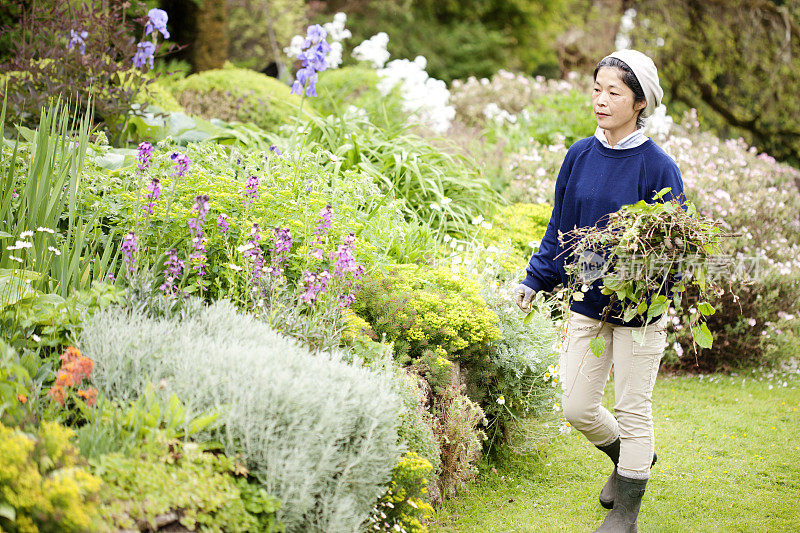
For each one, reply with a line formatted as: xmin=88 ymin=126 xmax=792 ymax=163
xmin=133 ymin=41 xmax=156 ymax=69
xmin=137 ymin=142 xmax=154 ymax=172
xmin=333 ymin=233 xmax=364 ymax=278
xmin=299 ymin=269 xmax=332 ymax=304
xmin=187 ymin=195 xmax=210 ymax=290
xmin=145 ymin=8 xmax=170 ymax=39
xmin=67 ymin=29 xmax=89 ymax=55
xmin=305 ymin=24 xmax=327 ymax=44
xmin=267 ymin=227 xmax=293 ymax=276
xmin=160 ymin=248 xmax=184 ymax=294
xmin=171 ymin=152 xmax=191 ymax=177
xmin=121 ymin=231 xmax=138 ymax=275
xmin=244 ymin=176 xmax=259 ymax=204
xmin=143 ymin=177 xmax=161 ymax=214
xmin=217 ymin=213 xmax=230 ymax=233
xmin=269 ymin=145 xmax=282 ymax=156
xmin=243 ymin=223 xmax=266 ymax=284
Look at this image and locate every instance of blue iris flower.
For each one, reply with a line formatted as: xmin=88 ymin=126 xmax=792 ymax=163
xmin=133 ymin=41 xmax=157 ymax=69
xmin=145 ymin=8 xmax=170 ymax=40
xmin=67 ymin=29 xmax=89 ymax=55
xmin=290 ymin=25 xmax=331 ymax=97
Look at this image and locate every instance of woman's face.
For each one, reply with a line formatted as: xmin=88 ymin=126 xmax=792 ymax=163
xmin=592 ymin=67 xmax=646 ymax=133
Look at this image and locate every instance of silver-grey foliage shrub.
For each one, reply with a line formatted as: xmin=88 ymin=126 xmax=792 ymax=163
xmin=79 ymin=301 xmax=403 ymax=533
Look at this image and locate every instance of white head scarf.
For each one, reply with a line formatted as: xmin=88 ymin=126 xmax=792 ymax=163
xmin=603 ymin=49 xmax=663 ymax=118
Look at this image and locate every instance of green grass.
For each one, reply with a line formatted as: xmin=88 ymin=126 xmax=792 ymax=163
xmin=431 ymin=371 xmax=800 ymax=532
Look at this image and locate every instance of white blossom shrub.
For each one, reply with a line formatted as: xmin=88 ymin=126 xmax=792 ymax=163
xmin=79 ymin=301 xmax=403 ymax=533
xmin=376 ymin=55 xmax=456 ymax=133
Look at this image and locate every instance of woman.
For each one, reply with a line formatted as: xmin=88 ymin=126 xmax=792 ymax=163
xmin=514 ymin=49 xmax=685 ymax=533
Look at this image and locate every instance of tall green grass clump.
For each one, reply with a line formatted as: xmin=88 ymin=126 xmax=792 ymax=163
xmin=0 ymin=99 xmax=119 ymax=301
xmin=78 ymin=301 xmax=403 ymax=532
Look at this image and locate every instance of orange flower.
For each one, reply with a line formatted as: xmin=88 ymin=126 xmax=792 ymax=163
xmin=59 ymin=346 xmax=81 ymax=365
xmin=73 ymin=356 xmax=94 ymax=383
xmin=55 ymin=370 xmax=75 ymax=389
xmin=49 ymin=385 xmax=66 ymax=406
xmin=17 ymin=394 xmax=27 ymax=404
xmin=77 ymin=388 xmax=98 ymax=407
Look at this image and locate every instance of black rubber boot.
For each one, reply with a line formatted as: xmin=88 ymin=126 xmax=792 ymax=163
xmin=593 ymin=472 xmax=648 ymax=533
xmin=596 ymin=437 xmax=656 ymax=509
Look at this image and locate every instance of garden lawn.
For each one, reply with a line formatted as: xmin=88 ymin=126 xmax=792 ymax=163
xmin=431 ymin=370 xmax=800 ymax=532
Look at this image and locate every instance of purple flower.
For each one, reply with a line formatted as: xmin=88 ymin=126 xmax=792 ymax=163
xmin=145 ymin=8 xmax=170 ymax=40
xmin=269 ymin=145 xmax=282 ymax=156
xmin=67 ymin=29 xmax=88 ymax=55
xmin=299 ymin=269 xmax=331 ymax=304
xmin=143 ymin=177 xmax=161 ymax=214
xmin=171 ymin=152 xmax=191 ymax=177
xmin=242 ymin=224 xmax=266 ymax=283
xmin=137 ymin=142 xmax=154 ymax=172
xmin=332 ymin=233 xmax=363 ymax=278
xmin=267 ymin=227 xmax=293 ymax=276
xmin=310 ymin=204 xmax=334 ymax=257
xmin=159 ymin=248 xmax=184 ymax=294
xmin=187 ymin=195 xmax=210 ymax=290
xmin=133 ymin=41 xmax=156 ymax=69
xmin=314 ymin=205 xmax=334 ymax=239
xmin=244 ymin=175 xmax=259 ymax=204
xmin=121 ymin=231 xmax=138 ymax=275
xmin=217 ymin=213 xmax=230 ymax=233
xmin=339 ymin=293 xmax=356 ymax=308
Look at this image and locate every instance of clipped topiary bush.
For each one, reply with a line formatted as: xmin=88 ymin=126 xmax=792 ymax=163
xmin=79 ymin=301 xmax=403 ymax=532
xmin=136 ymin=81 xmax=184 ymax=113
xmin=310 ymin=66 xmax=405 ymax=126
xmin=174 ymin=67 xmax=311 ymax=132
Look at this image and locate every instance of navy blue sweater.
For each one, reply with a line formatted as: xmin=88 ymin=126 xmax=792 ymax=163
xmin=522 ymin=135 xmax=686 ymax=326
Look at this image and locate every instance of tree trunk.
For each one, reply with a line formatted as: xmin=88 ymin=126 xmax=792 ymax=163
xmin=193 ymin=0 xmax=229 ymax=72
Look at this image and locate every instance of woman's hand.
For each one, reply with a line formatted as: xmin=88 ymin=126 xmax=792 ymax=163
xmin=514 ymin=284 xmax=536 ymax=312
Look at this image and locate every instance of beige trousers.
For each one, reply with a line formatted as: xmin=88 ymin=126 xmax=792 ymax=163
xmin=558 ymin=310 xmax=669 ymax=479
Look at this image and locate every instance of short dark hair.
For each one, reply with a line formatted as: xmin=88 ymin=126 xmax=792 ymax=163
xmin=593 ymin=57 xmax=647 ymax=129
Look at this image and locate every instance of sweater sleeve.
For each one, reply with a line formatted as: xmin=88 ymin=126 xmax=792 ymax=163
xmin=521 ymin=147 xmax=575 ymax=292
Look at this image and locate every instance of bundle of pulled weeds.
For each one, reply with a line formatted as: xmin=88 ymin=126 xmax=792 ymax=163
xmin=554 ymin=188 xmax=741 ymax=353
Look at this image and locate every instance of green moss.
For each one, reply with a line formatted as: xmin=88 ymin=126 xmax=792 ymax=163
xmin=174 ymin=67 xmax=313 ymax=132
xmin=94 ymin=439 xmax=280 ymax=532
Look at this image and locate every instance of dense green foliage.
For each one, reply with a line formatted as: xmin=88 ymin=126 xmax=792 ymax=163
xmin=353 ymin=265 xmax=501 ymax=364
xmin=0 ymin=421 xmax=102 ymax=532
xmin=319 ymin=0 xmax=569 ymax=81
xmin=631 ymin=0 xmax=800 ymax=165
xmin=311 ymin=66 xmax=406 ymax=127
xmin=94 ymin=439 xmax=280 ymax=532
